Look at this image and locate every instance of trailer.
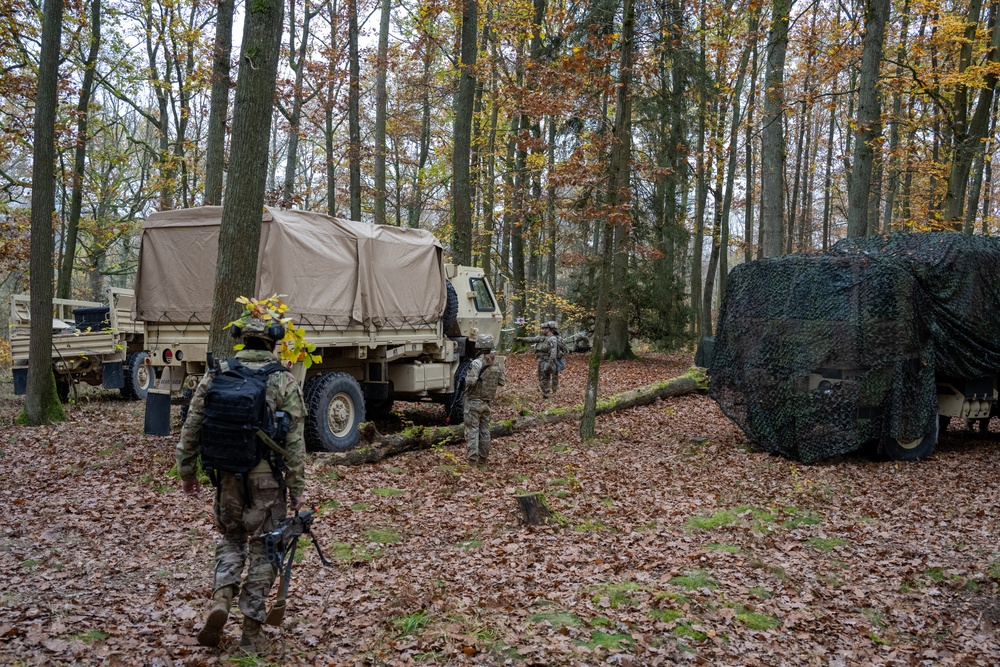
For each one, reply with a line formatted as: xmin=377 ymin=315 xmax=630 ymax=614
xmin=10 ymin=288 xmax=154 ymax=401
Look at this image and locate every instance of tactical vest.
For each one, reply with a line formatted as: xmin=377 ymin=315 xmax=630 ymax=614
xmin=466 ymin=360 xmax=502 ymax=400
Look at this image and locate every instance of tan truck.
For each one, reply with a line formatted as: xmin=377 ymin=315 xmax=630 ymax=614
xmin=134 ymin=206 xmax=503 ymax=451
xmin=10 ymin=288 xmax=154 ymax=401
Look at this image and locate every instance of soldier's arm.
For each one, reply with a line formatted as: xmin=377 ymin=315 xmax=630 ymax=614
xmin=278 ymin=374 xmax=307 ymax=500
xmin=548 ymin=336 xmax=559 ymax=364
xmin=519 ymin=336 xmax=543 ymax=344
xmin=176 ymin=374 xmax=212 ymax=481
xmin=465 ymin=359 xmax=482 ymax=387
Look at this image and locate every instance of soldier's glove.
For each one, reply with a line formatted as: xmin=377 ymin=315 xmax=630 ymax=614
xmin=289 ymin=496 xmax=302 ymax=512
xmin=182 ymin=477 xmax=200 ymax=496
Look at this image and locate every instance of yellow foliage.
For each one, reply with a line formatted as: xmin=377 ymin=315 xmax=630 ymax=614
xmin=228 ymin=295 xmax=323 ymax=369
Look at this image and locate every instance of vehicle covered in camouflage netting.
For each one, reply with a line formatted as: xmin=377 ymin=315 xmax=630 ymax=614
xmin=708 ymin=232 xmax=1000 ymax=463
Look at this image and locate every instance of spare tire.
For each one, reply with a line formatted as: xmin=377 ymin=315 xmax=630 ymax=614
xmin=442 ymin=280 xmax=459 ymax=335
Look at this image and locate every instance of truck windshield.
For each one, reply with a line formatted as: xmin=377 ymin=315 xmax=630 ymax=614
xmin=470 ymin=277 xmax=496 ymax=312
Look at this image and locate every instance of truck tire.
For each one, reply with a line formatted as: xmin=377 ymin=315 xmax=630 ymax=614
xmin=121 ymin=351 xmax=154 ymax=400
xmin=442 ymin=280 xmax=459 ymax=335
xmin=445 ymin=358 xmax=472 ymax=425
xmin=881 ymin=412 xmax=939 ymax=461
xmin=304 ymin=372 xmax=365 ymax=452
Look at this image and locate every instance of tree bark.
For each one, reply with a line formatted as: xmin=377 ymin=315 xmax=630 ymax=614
xmin=57 ymin=0 xmax=101 ymax=300
xmin=317 ymin=374 xmax=701 ymax=465
xmin=846 ymin=0 xmax=889 ymax=238
xmin=374 ymin=0 xmax=391 ymax=225
xmin=204 ymin=0 xmax=234 ymax=206
xmin=281 ymin=0 xmax=317 ymax=207
xmin=452 ymin=0 xmax=477 ymax=264
xmin=760 ymin=0 xmax=791 ymax=257
xmin=207 ymin=0 xmax=285 ymax=359
xmin=348 ymin=0 xmax=362 ymax=220
xmin=516 ymin=493 xmax=556 ymax=525
xmin=23 ymin=0 xmax=66 ymax=425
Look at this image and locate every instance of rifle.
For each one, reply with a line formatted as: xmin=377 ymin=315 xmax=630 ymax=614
xmin=256 ymin=507 xmax=335 ymax=626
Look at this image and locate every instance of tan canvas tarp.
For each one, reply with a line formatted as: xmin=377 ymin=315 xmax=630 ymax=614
xmin=133 ymin=206 xmax=446 ymax=329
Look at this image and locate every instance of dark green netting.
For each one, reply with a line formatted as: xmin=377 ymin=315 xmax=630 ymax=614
xmin=707 ymin=232 xmax=1000 ymax=462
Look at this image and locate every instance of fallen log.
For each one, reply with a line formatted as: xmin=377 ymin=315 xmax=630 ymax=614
xmin=313 ymin=370 xmax=704 ymax=466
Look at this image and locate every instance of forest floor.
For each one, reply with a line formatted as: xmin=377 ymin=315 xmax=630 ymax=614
xmin=2 ymin=350 xmax=1000 ymax=666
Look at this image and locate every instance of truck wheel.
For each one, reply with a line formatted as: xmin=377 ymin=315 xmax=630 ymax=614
xmin=56 ymin=376 xmax=70 ymax=403
xmin=446 ymin=359 xmax=472 ymax=425
xmin=881 ymin=412 xmax=939 ymax=461
xmin=304 ymin=372 xmax=365 ymax=452
xmin=121 ymin=351 xmax=154 ymax=400
xmin=442 ymin=280 xmax=459 ymax=335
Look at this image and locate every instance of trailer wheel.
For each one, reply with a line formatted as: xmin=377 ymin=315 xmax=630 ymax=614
xmin=304 ymin=372 xmax=365 ymax=452
xmin=881 ymin=412 xmax=939 ymax=461
xmin=442 ymin=280 xmax=459 ymax=335
xmin=121 ymin=351 xmax=154 ymax=400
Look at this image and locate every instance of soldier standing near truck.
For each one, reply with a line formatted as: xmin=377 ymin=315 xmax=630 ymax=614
xmin=464 ymin=335 xmax=505 ymax=463
xmin=176 ymin=309 xmax=307 ymax=654
xmin=518 ymin=321 xmax=564 ymax=400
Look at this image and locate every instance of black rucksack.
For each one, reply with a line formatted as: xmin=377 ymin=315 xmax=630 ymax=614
xmin=200 ymin=359 xmax=289 ymax=483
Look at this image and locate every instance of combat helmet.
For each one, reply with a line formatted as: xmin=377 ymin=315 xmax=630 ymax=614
xmin=543 ymin=320 xmax=559 ymax=334
xmin=231 ymin=316 xmax=285 ymax=342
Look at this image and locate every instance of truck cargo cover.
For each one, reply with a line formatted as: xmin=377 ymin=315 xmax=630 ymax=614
xmin=133 ymin=206 xmax=446 ymax=328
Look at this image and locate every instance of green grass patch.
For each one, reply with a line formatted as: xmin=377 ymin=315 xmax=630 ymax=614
xmin=669 ymin=570 xmax=719 ymax=591
xmin=70 ymin=630 xmax=108 ymax=644
xmin=371 ymin=487 xmax=407 ymax=496
xmin=636 ymin=520 xmax=658 ymax=531
xmin=527 ymin=611 xmax=584 ymax=628
xmin=748 ymin=586 xmax=773 ymax=599
xmin=704 ymin=543 xmax=741 ymax=553
xmin=578 ymin=631 xmax=634 ymax=651
xmin=387 ymin=466 xmax=406 ymax=475
xmin=365 ymin=528 xmax=402 ymax=544
xmin=860 ymin=608 xmax=887 ymax=629
xmin=672 ymin=622 xmax=708 ymax=641
xmin=22 ymin=559 xmax=41 ymax=568
xmin=591 ymin=616 xmax=614 ymax=628
xmin=988 ymin=559 xmax=1000 ymax=580
xmin=684 ymin=508 xmax=741 ymax=531
xmin=649 ymin=608 xmax=683 ymax=623
xmin=655 ymin=591 xmax=690 ymax=605
xmin=899 ymin=579 xmax=925 ymax=593
xmin=332 ymin=542 xmax=380 ymax=563
xmin=350 ymin=503 xmax=372 ymax=511
xmin=317 ymin=499 xmax=340 ymax=511
xmin=392 ymin=611 xmax=430 ymax=636
xmin=574 ymin=519 xmax=606 ymax=532
xmin=456 ymin=539 xmax=483 ymax=549
xmin=805 ymin=537 xmax=847 ymax=552
xmin=735 ymin=611 xmax=780 ymax=630
xmin=592 ymin=580 xmax=647 ymax=608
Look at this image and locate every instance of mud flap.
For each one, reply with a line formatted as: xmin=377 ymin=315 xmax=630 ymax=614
xmin=102 ymin=361 xmax=124 ymax=389
xmin=144 ymin=390 xmax=172 ymax=435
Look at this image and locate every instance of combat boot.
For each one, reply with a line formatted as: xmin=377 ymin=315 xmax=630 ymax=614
xmin=196 ymin=585 xmax=233 ymax=647
xmin=240 ymin=617 xmax=267 ymax=655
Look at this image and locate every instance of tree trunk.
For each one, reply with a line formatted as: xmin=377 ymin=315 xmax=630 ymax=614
xmin=23 ymin=0 xmax=66 ymax=426
xmin=281 ymin=0 xmax=316 ymax=207
xmin=207 ymin=0 xmax=285 ymax=359
xmin=57 ymin=0 xmax=101 ymax=300
xmin=583 ymin=0 xmax=634 ymax=435
xmin=745 ymin=26 xmax=759 ymax=263
xmin=760 ymin=0 xmax=790 ymax=257
xmin=452 ymin=0 xmax=477 ymax=264
xmin=204 ymin=0 xmax=234 ymax=207
xmin=374 ymin=0 xmax=391 ymax=225
xmin=318 ymin=373 xmax=701 ymax=464
xmin=348 ymin=0 xmax=362 ymax=220
xmin=846 ymin=0 xmax=889 ymax=238
xmin=516 ymin=493 xmax=557 ymax=526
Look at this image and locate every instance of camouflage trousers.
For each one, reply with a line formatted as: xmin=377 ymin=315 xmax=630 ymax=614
xmin=464 ymin=397 xmax=492 ymax=460
xmin=537 ymin=358 xmax=559 ymax=398
xmin=212 ymin=472 xmax=286 ymax=623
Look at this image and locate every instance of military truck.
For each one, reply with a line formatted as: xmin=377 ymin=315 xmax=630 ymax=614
xmin=707 ymin=232 xmax=1000 ymax=463
xmin=134 ymin=206 xmax=503 ymax=452
xmin=10 ymin=288 xmax=154 ymax=401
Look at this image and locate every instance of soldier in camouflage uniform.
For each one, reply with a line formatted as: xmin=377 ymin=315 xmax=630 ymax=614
xmin=464 ymin=335 xmax=505 ymax=463
xmin=517 ymin=321 xmax=561 ymax=399
xmin=176 ymin=317 xmax=306 ymax=654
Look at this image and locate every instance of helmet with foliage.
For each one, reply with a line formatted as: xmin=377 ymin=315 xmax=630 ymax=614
xmin=475 ymin=334 xmax=495 ymax=350
xmin=543 ymin=321 xmax=559 ymax=333
xmin=227 ymin=295 xmax=323 ymax=368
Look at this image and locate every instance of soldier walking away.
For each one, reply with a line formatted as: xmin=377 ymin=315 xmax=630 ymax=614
xmin=176 ymin=306 xmax=306 ymax=655
xmin=464 ymin=335 xmax=505 ymax=464
xmin=517 ymin=321 xmax=565 ymax=400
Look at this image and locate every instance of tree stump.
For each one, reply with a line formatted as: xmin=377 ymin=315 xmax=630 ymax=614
xmin=516 ymin=493 xmax=555 ymax=526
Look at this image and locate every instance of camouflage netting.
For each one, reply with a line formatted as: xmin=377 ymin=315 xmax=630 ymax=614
xmin=709 ymin=232 xmax=1000 ymax=463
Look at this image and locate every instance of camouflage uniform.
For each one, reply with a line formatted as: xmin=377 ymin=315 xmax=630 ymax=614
xmin=520 ymin=324 xmax=561 ymax=399
xmin=176 ymin=348 xmax=306 ymax=626
xmin=464 ymin=351 xmax=505 ymax=462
